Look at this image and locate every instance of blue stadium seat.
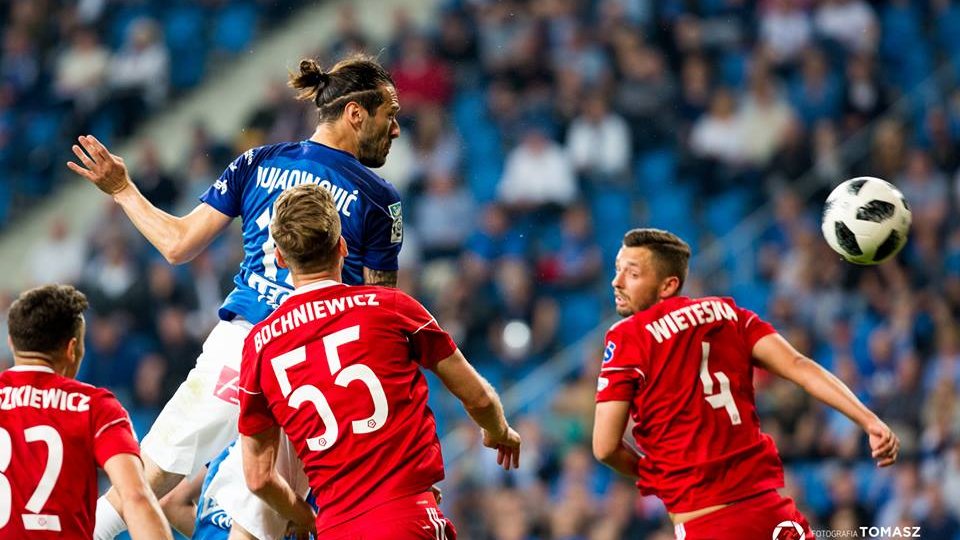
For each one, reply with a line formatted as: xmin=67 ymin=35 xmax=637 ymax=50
xmin=556 ymin=291 xmax=602 ymax=347
xmin=635 ymin=148 xmax=677 ymax=191
xmin=703 ymin=188 xmax=751 ymax=236
xmin=590 ymin=187 xmax=633 ymax=261
xmin=213 ymin=2 xmax=258 ymax=54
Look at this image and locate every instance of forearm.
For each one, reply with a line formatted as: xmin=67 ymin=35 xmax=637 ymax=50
xmin=122 ymin=492 xmax=174 ymax=540
xmin=598 ymin=445 xmax=640 ymax=480
xmin=793 ymin=356 xmax=878 ymax=429
xmin=463 ymin=382 xmax=509 ymax=437
xmin=250 ymin=472 xmax=315 ymax=528
xmin=113 ymin=185 xmax=193 ymax=264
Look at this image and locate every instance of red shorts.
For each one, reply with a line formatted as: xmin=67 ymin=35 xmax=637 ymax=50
xmin=674 ymin=490 xmax=814 ymax=540
xmin=321 ymin=491 xmax=457 ymax=540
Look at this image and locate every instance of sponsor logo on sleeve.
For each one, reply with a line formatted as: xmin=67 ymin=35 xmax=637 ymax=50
xmin=388 ymin=201 xmax=403 ymax=244
xmin=597 ymin=377 xmax=609 ymax=392
xmin=213 ymin=179 xmax=228 ymax=195
xmin=603 ymin=341 xmax=616 ymax=364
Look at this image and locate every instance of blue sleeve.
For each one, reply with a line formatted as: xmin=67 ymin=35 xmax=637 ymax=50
xmin=361 ymin=187 xmax=402 ymax=271
xmin=199 ymin=148 xmax=255 ymax=218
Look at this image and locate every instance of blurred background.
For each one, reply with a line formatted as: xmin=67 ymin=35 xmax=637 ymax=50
xmin=1 ymin=0 xmax=959 ymax=538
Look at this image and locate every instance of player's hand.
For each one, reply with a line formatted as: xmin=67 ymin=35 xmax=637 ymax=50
xmin=866 ymin=419 xmax=899 ymax=467
xmin=430 ymin=484 xmax=443 ymax=504
xmin=67 ymin=135 xmax=132 ymax=195
xmin=482 ymin=425 xmax=521 ymax=471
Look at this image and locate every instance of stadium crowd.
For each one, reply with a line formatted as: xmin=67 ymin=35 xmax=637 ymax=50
xmin=3 ymin=0 xmax=960 ymax=538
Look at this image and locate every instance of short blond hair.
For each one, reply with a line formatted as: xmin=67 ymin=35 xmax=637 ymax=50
xmin=271 ymin=184 xmax=342 ymax=273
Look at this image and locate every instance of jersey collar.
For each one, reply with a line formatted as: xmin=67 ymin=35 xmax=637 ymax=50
xmin=8 ymin=365 xmax=56 ymax=374
xmin=287 ymin=279 xmax=343 ymax=299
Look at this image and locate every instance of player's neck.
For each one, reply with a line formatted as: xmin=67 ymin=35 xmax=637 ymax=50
xmin=292 ymin=270 xmax=342 ymax=289
xmin=310 ymin=125 xmax=358 ymax=159
xmin=12 ymin=352 xmax=64 ymax=375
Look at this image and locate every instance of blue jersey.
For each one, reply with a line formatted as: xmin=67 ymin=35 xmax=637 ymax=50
xmin=192 ymin=446 xmax=232 ymax=540
xmin=200 ymin=141 xmax=403 ymax=324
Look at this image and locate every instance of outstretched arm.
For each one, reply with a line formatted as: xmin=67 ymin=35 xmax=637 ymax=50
xmin=432 ymin=350 xmax=521 ymax=470
xmin=363 ymin=267 xmax=398 ymax=287
xmin=68 ymin=135 xmax=233 ymax=264
xmin=103 ymin=453 xmax=174 ymax=540
xmin=241 ymin=427 xmax=316 ymax=533
xmin=752 ymin=333 xmax=899 ymax=467
xmin=593 ymin=401 xmax=640 ymax=479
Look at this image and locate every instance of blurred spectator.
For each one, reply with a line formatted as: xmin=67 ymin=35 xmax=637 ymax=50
xmin=613 ymin=45 xmax=675 ymax=151
xmin=538 ymin=205 xmax=602 ymax=291
xmin=814 ymin=0 xmax=878 ymax=53
xmin=841 ymin=53 xmax=887 ymax=132
xmin=413 ymin=171 xmax=476 ymax=260
xmin=155 ymin=306 xmax=202 ymax=404
xmin=108 ymin=18 xmax=169 ymax=135
xmin=790 ymin=47 xmax=843 ymax=127
xmin=408 ymin=106 xmax=461 ymax=183
xmin=690 ymin=88 xmax=744 ymax=167
xmin=740 ymin=71 xmax=796 ymax=166
xmin=391 ymin=33 xmax=454 ymax=115
xmin=54 ymin=27 xmax=109 ymax=129
xmin=566 ymin=94 xmax=631 ymax=186
xmin=135 ymin=140 xmax=180 ymax=211
xmin=760 ymin=0 xmax=813 ymax=67
xmin=25 ymin=218 xmax=87 ymax=286
xmin=497 ymin=127 xmax=577 ymax=212
xmin=0 ymin=26 xmax=38 ymax=100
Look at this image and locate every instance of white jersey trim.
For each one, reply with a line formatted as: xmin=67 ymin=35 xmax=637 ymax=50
xmin=95 ymin=417 xmax=131 ymax=439
xmin=7 ymin=365 xmax=55 ymax=374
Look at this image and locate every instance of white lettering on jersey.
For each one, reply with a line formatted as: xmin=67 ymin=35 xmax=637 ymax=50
xmin=0 ymin=386 xmax=91 ymax=412
xmin=255 ymin=166 xmax=359 ymax=217
xmin=644 ymin=300 xmax=738 ymax=344
xmin=254 ymin=293 xmax=380 ymax=353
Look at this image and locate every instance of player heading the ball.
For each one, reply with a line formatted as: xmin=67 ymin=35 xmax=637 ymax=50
xmin=0 ymin=285 xmax=172 ymax=540
xmin=592 ymin=228 xmax=899 ymax=540
xmin=239 ymin=183 xmax=521 ymax=539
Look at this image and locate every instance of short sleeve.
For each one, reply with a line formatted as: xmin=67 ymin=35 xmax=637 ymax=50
xmin=361 ymin=190 xmax=402 ymax=272
xmin=392 ymin=292 xmax=456 ymax=369
xmin=238 ymin=331 xmax=278 ymax=436
xmin=596 ymin=322 xmax=645 ymax=403
xmin=199 ymin=149 xmax=254 ymax=218
xmin=91 ymin=391 xmax=140 ymax=467
xmin=737 ymin=306 xmax=777 ymax=349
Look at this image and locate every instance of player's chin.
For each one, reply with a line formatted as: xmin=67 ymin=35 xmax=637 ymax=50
xmin=615 ymin=305 xmax=634 ymax=317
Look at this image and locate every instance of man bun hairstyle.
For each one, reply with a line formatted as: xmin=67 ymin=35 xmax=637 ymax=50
xmin=623 ymin=228 xmax=691 ymax=291
xmin=271 ymin=184 xmax=342 ymax=274
xmin=288 ymin=54 xmax=395 ymax=123
xmin=8 ymin=284 xmax=88 ymax=354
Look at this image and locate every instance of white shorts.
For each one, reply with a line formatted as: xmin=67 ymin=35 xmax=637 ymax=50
xmin=140 ymin=319 xmax=252 ymax=476
xmin=206 ymin=432 xmax=311 ymax=540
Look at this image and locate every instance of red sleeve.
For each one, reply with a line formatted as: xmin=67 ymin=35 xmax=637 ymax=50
xmin=91 ymin=390 xmax=140 ymax=467
xmin=238 ymin=329 xmax=278 ymax=436
xmin=596 ymin=321 xmax=645 ymax=403
xmin=736 ymin=306 xmax=777 ymax=349
xmin=392 ymin=291 xmax=457 ymax=369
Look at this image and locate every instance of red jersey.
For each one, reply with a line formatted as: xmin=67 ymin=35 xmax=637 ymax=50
xmin=238 ymin=281 xmax=456 ymax=532
xmin=0 ymin=365 xmax=140 ymax=539
xmin=596 ymin=296 xmax=785 ymax=512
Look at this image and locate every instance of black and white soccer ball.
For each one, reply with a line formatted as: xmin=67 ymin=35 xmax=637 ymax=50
xmin=821 ymin=177 xmax=912 ymax=265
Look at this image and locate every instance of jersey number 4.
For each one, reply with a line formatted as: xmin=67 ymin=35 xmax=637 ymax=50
xmin=271 ymin=325 xmax=389 ymax=452
xmin=0 ymin=425 xmax=63 ymax=532
xmin=699 ymin=342 xmax=742 ymax=425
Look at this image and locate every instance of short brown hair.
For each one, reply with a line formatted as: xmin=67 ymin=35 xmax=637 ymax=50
xmin=289 ymin=54 xmax=394 ymax=123
xmin=8 ymin=284 xmax=88 ymax=354
xmin=271 ymin=184 xmax=342 ymax=273
xmin=623 ymin=228 xmax=691 ymax=291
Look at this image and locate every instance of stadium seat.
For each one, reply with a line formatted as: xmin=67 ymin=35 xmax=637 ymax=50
xmin=213 ymin=2 xmax=258 ymax=54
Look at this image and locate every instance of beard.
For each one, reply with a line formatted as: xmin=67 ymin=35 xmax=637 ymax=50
xmin=357 ymin=121 xmax=391 ymax=168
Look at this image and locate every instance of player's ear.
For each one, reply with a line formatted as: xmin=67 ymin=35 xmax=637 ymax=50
xmin=64 ymin=337 xmax=79 ymax=367
xmin=659 ymin=276 xmax=680 ymax=299
xmin=275 ymin=247 xmax=289 ymax=269
xmin=344 ymin=101 xmax=365 ymax=129
xmin=338 ymin=236 xmax=349 ymax=258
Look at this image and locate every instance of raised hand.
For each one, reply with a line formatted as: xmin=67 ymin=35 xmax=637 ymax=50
xmin=67 ymin=135 xmax=132 ymax=195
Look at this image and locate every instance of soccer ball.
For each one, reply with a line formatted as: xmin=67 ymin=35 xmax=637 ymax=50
xmin=821 ymin=177 xmax=912 ymax=265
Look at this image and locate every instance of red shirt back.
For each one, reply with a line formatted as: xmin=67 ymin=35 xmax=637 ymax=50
xmin=238 ymin=281 xmax=456 ymax=532
xmin=0 ymin=365 xmax=140 ymax=539
xmin=596 ymin=296 xmax=785 ymax=512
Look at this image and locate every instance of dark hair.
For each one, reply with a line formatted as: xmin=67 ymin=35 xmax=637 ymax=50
xmin=8 ymin=284 xmax=88 ymax=354
xmin=289 ymin=54 xmax=395 ymax=123
xmin=623 ymin=228 xmax=691 ymax=291
xmin=271 ymin=184 xmax=342 ymax=273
